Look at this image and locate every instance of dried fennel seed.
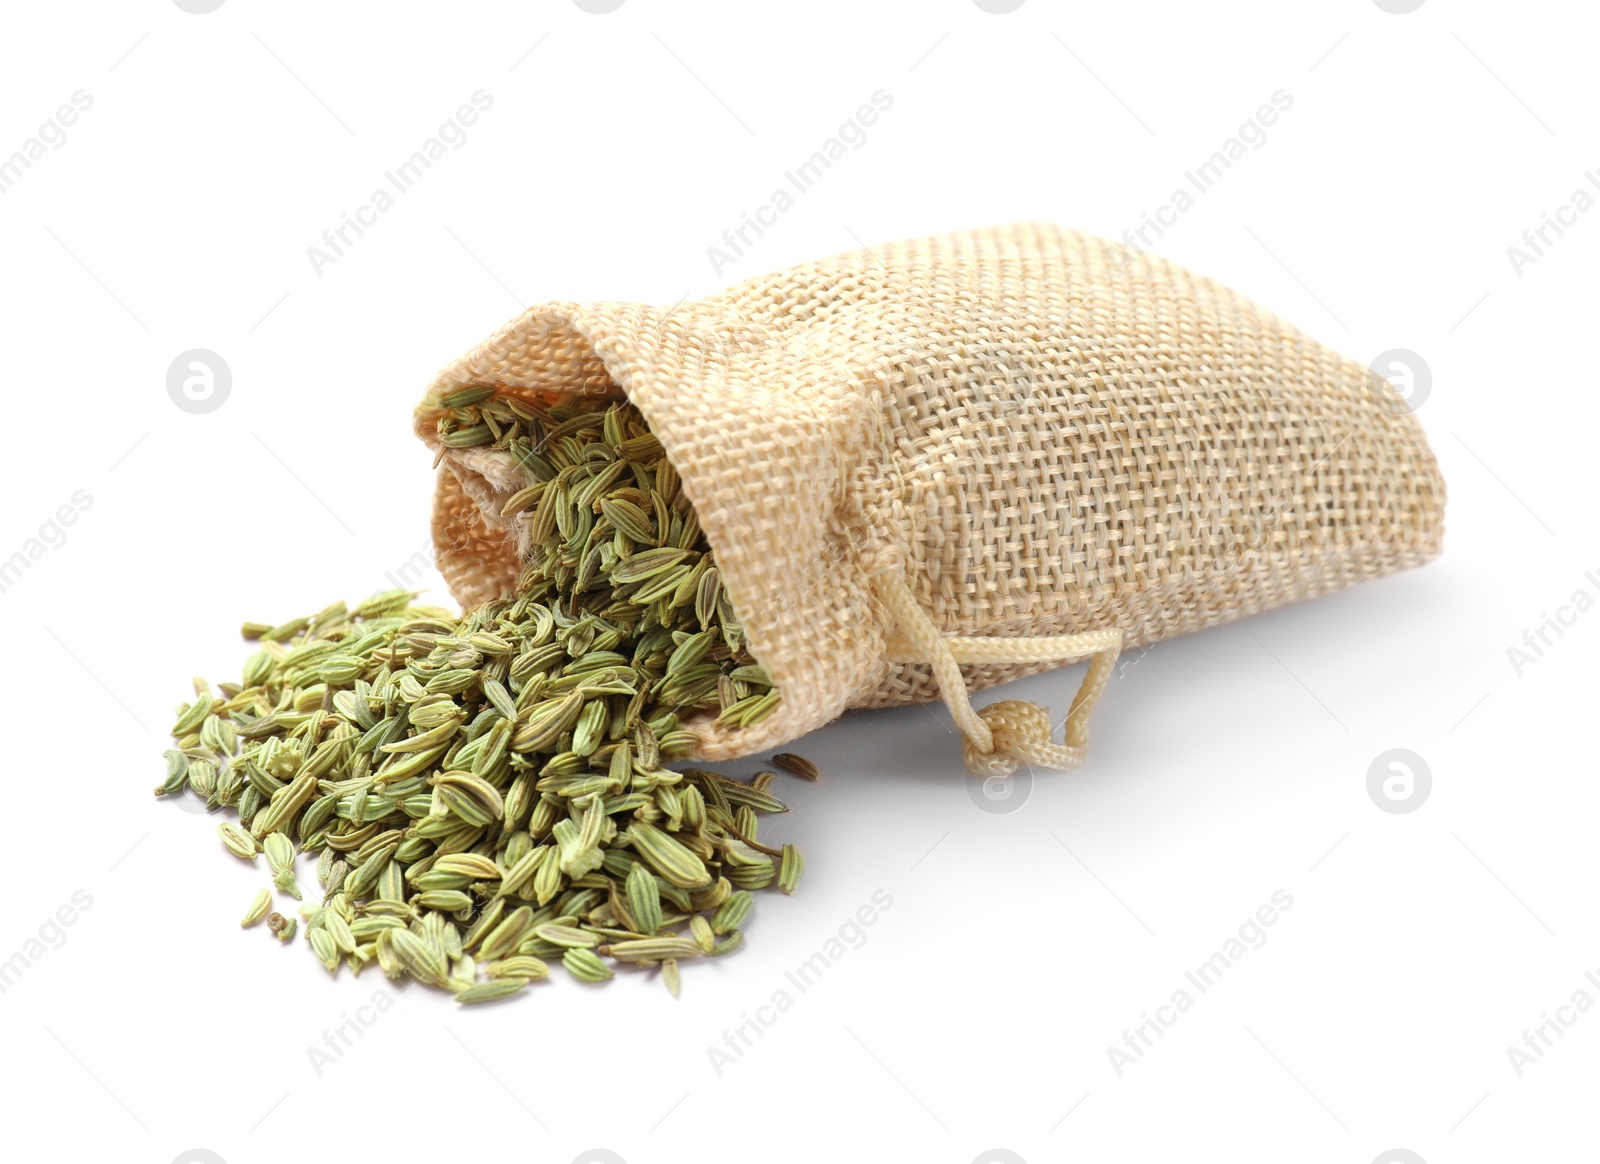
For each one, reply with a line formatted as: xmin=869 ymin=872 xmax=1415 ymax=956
xmin=241 ymin=889 xmax=272 ymax=928
xmin=160 ymin=394 xmax=812 ymax=1001
xmin=772 ymin=753 xmax=821 ymax=782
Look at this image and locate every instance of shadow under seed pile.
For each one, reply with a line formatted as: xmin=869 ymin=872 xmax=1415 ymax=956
xmin=159 ymin=394 xmax=807 ymax=1003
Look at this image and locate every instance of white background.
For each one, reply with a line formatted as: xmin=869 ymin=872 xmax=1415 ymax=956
xmin=0 ymin=2 xmax=1594 ymax=1162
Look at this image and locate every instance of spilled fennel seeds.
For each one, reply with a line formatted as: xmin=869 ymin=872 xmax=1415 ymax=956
xmin=159 ymin=393 xmax=806 ymax=1002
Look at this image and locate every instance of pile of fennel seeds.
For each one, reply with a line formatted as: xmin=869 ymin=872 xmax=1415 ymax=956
xmin=159 ymin=392 xmax=808 ymax=1003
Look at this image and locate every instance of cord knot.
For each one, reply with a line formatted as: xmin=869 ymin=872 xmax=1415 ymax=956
xmin=874 ymin=568 xmax=1122 ymax=778
xmin=962 ymin=700 xmax=1055 ymax=777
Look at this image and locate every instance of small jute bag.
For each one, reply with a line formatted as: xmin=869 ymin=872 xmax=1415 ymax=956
xmin=414 ymin=223 xmax=1445 ymax=776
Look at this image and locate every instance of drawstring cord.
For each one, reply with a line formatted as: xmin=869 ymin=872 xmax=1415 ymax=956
xmin=875 ymin=570 xmax=1122 ymax=777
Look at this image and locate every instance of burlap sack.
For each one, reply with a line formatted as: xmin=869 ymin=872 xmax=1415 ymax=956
xmin=413 ymin=223 xmax=1445 ymax=775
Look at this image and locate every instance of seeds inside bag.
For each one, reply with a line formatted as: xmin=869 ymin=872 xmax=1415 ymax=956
xmin=160 ymin=395 xmax=803 ymax=1001
xmin=417 ymin=223 xmax=1444 ymax=776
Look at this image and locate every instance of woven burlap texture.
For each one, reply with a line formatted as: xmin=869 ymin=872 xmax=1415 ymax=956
xmin=414 ymin=222 xmax=1445 ymax=764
